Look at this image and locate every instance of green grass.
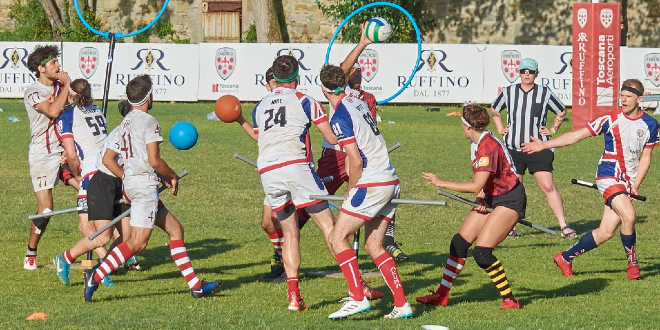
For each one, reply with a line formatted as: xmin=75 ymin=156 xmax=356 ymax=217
xmin=1 ymin=99 xmax=659 ymax=329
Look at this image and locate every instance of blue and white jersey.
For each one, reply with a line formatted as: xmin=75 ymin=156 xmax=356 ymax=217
xmin=586 ymin=108 xmax=659 ymax=187
xmin=252 ymin=87 xmax=327 ymax=174
xmin=56 ymin=104 xmax=107 ymax=179
xmin=330 ymin=95 xmax=398 ymax=187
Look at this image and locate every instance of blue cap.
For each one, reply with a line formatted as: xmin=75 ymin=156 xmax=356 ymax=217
xmin=519 ymin=58 xmax=538 ymax=71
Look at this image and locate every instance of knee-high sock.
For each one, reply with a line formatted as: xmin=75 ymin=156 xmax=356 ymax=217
xmin=170 ymin=239 xmax=202 ymax=290
xmin=473 ymin=247 xmax=514 ymax=300
xmin=437 ymin=233 xmax=470 ymax=295
xmin=620 ymin=231 xmax=638 ymax=266
xmin=383 ymin=215 xmax=396 ymax=246
xmin=93 ymin=242 xmax=132 ymax=283
xmin=336 ymin=249 xmax=364 ymax=301
xmin=562 ymin=231 xmax=598 ymax=263
xmin=375 ymin=252 xmax=407 ymax=307
xmin=268 ymin=228 xmax=284 ymax=258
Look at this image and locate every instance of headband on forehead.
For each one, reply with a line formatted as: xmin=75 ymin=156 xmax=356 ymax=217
xmin=40 ymin=55 xmax=57 ymax=66
xmin=461 ymin=115 xmax=472 ymax=128
xmin=273 ymin=70 xmax=299 ymax=83
xmin=322 ymin=85 xmax=344 ymax=95
xmin=128 ymin=86 xmax=153 ymax=106
xmin=621 ymin=85 xmax=642 ymax=97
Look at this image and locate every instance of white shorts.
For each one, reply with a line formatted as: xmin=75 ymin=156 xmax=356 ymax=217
xmin=341 ymin=184 xmax=400 ymax=221
xmin=260 ymin=163 xmax=328 ymax=211
xmin=125 ymin=188 xmax=159 ymax=229
xmin=596 ymin=178 xmax=629 ymax=205
xmin=29 ymin=152 xmax=61 ymax=192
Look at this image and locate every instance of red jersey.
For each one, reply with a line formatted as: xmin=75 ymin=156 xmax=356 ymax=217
xmin=348 ymin=88 xmax=377 ymax=119
xmin=471 ymin=131 xmax=519 ymax=196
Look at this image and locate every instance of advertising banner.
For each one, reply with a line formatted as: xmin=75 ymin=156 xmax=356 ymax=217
xmin=0 ymin=42 xmax=59 ymax=98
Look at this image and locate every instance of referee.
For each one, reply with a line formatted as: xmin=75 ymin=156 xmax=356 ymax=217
xmin=491 ymin=58 xmax=575 ymax=239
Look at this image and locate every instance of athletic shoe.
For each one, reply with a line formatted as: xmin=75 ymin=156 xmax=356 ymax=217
xmin=191 ymin=280 xmax=222 ymax=298
xmin=507 ymin=227 xmax=519 ymax=238
xmin=415 ymin=290 xmax=449 ymax=306
xmin=499 ymin=297 xmax=520 ymax=310
xmin=385 ymin=243 xmax=410 ymax=261
xmin=264 ymin=254 xmax=285 ymax=279
xmin=626 ymin=264 xmax=642 ymax=280
xmin=329 ymin=297 xmax=370 ymax=319
xmin=123 ymin=255 xmax=141 ymax=270
xmin=553 ymin=252 xmax=575 ymax=277
xmin=384 ymin=302 xmax=413 ymax=319
xmin=24 ymin=255 xmax=37 ymax=270
xmin=54 ymin=254 xmax=70 ymax=285
xmin=101 ymin=274 xmax=115 ymax=287
xmin=84 ymin=265 xmax=100 ymax=303
xmin=287 ymin=292 xmax=309 ymax=312
xmin=273 ymin=272 xmax=287 ymax=284
xmin=362 ymin=282 xmax=384 ymax=300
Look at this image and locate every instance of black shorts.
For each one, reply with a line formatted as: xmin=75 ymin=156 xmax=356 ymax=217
xmin=87 ymin=171 xmax=130 ymax=221
xmin=508 ymin=148 xmax=554 ymax=175
xmin=485 ymin=182 xmax=526 ymax=219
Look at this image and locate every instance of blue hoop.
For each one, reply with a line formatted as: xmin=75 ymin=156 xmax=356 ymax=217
xmin=324 ymin=1 xmax=422 ymax=105
xmin=73 ymin=0 xmax=170 ymax=39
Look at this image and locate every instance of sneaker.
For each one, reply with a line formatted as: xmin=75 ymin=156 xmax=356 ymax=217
xmin=362 ymin=282 xmax=384 ymax=300
xmin=54 ymin=254 xmax=71 ymax=285
xmin=416 ymin=290 xmax=449 ymax=306
xmin=191 ymin=280 xmax=222 ymax=298
xmin=101 ymin=274 xmax=116 ymax=287
xmin=123 ymin=255 xmax=141 ymax=270
xmin=273 ymin=272 xmax=287 ymax=284
xmin=384 ymin=302 xmax=413 ymax=319
xmin=287 ymin=292 xmax=309 ymax=312
xmin=626 ymin=264 xmax=642 ymax=280
xmin=507 ymin=227 xmax=519 ymax=238
xmin=553 ymin=252 xmax=575 ymax=277
xmin=84 ymin=265 xmax=100 ymax=302
xmin=499 ymin=297 xmax=520 ymax=310
xmin=24 ymin=255 xmax=37 ymax=270
xmin=264 ymin=254 xmax=285 ymax=279
xmin=328 ymin=297 xmax=371 ymax=319
xmin=385 ymin=242 xmax=410 ymax=261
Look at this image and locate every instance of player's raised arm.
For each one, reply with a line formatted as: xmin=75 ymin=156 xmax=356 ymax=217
xmin=340 ymin=21 xmax=372 ymax=77
xmin=521 ymin=127 xmax=592 ymax=154
xmin=236 ymin=115 xmax=258 ymax=142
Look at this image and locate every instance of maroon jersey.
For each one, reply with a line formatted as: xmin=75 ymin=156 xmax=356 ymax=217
xmin=349 ymin=88 xmax=377 ymax=119
xmin=471 ymin=131 xmax=519 ymax=196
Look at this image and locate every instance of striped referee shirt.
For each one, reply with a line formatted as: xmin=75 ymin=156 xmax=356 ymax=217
xmin=492 ymin=84 xmax=565 ymax=150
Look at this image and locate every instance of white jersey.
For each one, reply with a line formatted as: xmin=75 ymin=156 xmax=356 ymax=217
xmin=330 ymin=95 xmax=398 ymax=186
xmin=56 ymin=104 xmax=107 ymax=178
xmin=96 ymin=126 xmax=124 ymax=177
xmin=252 ymin=87 xmax=327 ymax=173
xmin=118 ymin=110 xmax=163 ymax=189
xmin=23 ymin=80 xmax=64 ymax=154
xmin=321 ymin=85 xmax=355 ymax=151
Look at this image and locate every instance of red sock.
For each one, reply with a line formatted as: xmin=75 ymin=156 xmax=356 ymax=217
xmin=63 ymin=250 xmax=74 ymax=264
xmin=268 ymin=229 xmax=284 ymax=257
xmin=94 ymin=242 xmax=132 ymax=282
xmin=170 ymin=240 xmax=201 ymax=290
xmin=286 ymin=277 xmax=301 ymax=301
xmin=375 ymin=252 xmax=406 ymax=307
xmin=337 ymin=249 xmax=364 ymax=301
xmin=438 ymin=255 xmax=466 ymax=295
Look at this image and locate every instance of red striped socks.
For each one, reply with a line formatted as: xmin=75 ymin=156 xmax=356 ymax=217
xmin=170 ymin=239 xmax=201 ymax=290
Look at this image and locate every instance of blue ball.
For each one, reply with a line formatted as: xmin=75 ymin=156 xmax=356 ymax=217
xmin=169 ymin=121 xmax=198 ymax=150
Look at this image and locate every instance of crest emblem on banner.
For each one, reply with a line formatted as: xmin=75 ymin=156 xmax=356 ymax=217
xmin=79 ymin=47 xmax=98 ymax=79
xmin=358 ymin=49 xmax=379 ymax=82
xmin=600 ymin=9 xmax=613 ymax=29
xmin=215 ymin=47 xmax=236 ymax=80
xmin=644 ymin=53 xmax=660 ymax=87
xmin=501 ymin=50 xmax=521 ymax=83
xmin=0 ymin=47 xmax=28 ymax=70
xmin=577 ymin=8 xmax=588 ymax=28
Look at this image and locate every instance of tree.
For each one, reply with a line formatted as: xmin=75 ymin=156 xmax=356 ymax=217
xmin=252 ymin=0 xmax=283 ymax=42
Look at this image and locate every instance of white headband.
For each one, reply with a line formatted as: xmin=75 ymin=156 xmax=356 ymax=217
xmin=128 ymin=86 xmax=153 ymax=106
xmin=461 ymin=116 xmax=472 ymax=128
xmin=322 ymin=85 xmax=344 ymax=95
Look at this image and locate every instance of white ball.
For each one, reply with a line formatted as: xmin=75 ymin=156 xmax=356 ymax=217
xmin=365 ymin=17 xmax=392 ymax=43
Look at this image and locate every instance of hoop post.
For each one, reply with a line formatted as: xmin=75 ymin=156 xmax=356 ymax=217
xmin=101 ymin=33 xmax=116 ymax=117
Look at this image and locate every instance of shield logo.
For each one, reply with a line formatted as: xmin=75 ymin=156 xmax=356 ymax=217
xmin=79 ymin=47 xmax=99 ymax=79
xmin=577 ymin=8 xmax=588 ymax=28
xmin=215 ymin=47 xmax=236 ymax=80
xmin=644 ymin=53 xmax=660 ymax=87
xmin=358 ymin=49 xmax=378 ymax=82
xmin=600 ymin=9 xmax=613 ymax=29
xmin=501 ymin=50 xmax=521 ymax=83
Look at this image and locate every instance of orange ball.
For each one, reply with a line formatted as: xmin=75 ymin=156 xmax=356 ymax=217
xmin=214 ymin=94 xmax=242 ymax=123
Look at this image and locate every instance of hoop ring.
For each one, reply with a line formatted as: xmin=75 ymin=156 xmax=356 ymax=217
xmin=324 ymin=1 xmax=422 ymax=105
xmin=73 ymin=0 xmax=170 ymax=39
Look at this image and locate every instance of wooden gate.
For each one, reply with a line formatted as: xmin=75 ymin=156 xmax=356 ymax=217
xmin=202 ymin=1 xmax=242 ymax=42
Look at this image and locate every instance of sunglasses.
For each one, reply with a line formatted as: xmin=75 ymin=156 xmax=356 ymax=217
xmin=520 ymin=69 xmax=537 ymax=75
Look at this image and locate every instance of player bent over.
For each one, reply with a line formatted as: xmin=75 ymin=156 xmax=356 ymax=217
xmin=522 ymin=79 xmax=658 ymax=280
xmin=54 ymin=100 xmax=134 ymax=285
xmin=84 ymin=75 xmax=221 ymax=302
xmin=418 ymin=104 xmax=525 ymax=310
xmin=320 ymin=65 xmax=411 ymax=319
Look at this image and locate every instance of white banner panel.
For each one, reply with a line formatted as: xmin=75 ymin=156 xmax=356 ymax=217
xmin=0 ymin=42 xmax=59 ymax=98
xmin=483 ymin=45 xmax=573 ymax=106
xmin=62 ymin=42 xmax=108 ymax=100
xmin=624 ymin=47 xmax=660 ymax=94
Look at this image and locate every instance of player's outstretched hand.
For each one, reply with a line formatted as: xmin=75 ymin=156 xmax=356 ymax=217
xmin=359 ymin=21 xmax=373 ymax=46
xmin=422 ymin=172 xmax=444 ymax=188
xmin=521 ymin=136 xmax=544 ymax=154
xmin=169 ymin=177 xmax=179 ymax=196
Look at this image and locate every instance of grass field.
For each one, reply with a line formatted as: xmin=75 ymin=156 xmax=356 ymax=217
xmin=1 ymin=99 xmax=659 ymax=329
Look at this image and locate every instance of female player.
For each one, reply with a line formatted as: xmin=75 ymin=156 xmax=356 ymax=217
xmin=417 ymin=104 xmax=525 ymax=310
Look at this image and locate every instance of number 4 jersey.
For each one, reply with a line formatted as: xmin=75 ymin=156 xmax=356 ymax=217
xmin=57 ymin=104 xmax=108 ymax=178
xmin=252 ymin=87 xmax=327 ymax=173
xmin=118 ymin=110 xmax=163 ymax=189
